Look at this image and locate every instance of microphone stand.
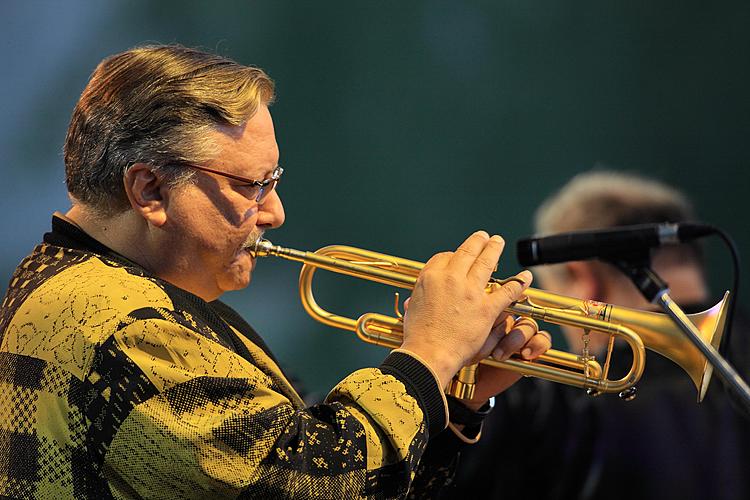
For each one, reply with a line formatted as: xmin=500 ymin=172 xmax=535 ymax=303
xmin=612 ymin=256 xmax=750 ymax=416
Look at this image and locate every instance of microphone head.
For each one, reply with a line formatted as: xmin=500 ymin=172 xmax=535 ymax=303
xmin=516 ymin=238 xmax=537 ymax=267
xmin=516 ymin=222 xmax=716 ymax=268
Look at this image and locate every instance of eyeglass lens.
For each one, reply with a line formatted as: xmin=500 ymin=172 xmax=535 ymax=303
xmin=256 ymin=176 xmax=280 ymax=203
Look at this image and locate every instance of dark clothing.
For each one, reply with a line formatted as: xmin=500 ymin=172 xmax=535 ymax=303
xmin=446 ymin=313 xmax=750 ymax=500
xmin=0 ymin=215 xmax=460 ymax=499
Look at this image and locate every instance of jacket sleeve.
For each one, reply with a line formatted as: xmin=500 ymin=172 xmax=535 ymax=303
xmin=97 ymin=319 xmax=448 ymax=499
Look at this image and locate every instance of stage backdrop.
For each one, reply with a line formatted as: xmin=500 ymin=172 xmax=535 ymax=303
xmin=2 ymin=1 xmax=748 ymax=397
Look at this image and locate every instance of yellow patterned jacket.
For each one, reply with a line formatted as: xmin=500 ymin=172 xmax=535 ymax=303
xmin=0 ymin=216 xmax=459 ymax=499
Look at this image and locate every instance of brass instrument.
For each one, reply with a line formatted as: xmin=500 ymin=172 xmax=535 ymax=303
xmin=251 ymin=239 xmax=729 ymax=402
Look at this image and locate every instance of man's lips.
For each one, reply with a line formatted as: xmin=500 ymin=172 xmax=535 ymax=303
xmin=243 ymin=231 xmax=264 ymax=251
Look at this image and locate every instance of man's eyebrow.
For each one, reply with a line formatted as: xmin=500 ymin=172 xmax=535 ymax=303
xmin=264 ymin=164 xmax=281 ymax=177
xmin=240 ymin=164 xmax=279 ymax=182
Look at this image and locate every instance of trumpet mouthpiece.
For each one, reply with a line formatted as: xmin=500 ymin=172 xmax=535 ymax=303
xmin=246 ymin=238 xmax=274 ymax=258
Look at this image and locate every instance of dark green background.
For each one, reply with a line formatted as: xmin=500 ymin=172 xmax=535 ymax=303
xmin=2 ymin=1 xmax=748 ymax=397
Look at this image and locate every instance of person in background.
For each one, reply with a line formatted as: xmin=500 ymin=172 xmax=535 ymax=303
xmin=446 ymin=170 xmax=750 ymax=500
xmin=0 ymin=45 xmax=552 ymax=499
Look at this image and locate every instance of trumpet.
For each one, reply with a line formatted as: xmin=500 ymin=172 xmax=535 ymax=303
xmin=251 ymin=239 xmax=729 ymax=402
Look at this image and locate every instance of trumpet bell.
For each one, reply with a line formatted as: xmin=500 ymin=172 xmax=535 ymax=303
xmin=522 ymin=288 xmax=730 ymax=402
xmin=631 ymin=293 xmax=729 ymax=401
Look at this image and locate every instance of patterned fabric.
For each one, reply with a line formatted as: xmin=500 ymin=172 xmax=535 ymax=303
xmin=0 ymin=216 xmax=451 ymax=499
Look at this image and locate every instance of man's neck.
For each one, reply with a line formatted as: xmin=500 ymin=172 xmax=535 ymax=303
xmin=64 ymin=204 xmax=223 ymax=302
xmin=65 ymin=205 xmax=158 ymax=275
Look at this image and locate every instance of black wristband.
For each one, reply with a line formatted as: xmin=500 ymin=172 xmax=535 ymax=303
xmin=447 ymin=396 xmax=494 ymax=427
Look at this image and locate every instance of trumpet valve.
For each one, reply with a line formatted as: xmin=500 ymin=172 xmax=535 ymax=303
xmin=448 ymin=364 xmax=479 ymax=400
xmin=618 ymin=387 xmax=638 ymax=401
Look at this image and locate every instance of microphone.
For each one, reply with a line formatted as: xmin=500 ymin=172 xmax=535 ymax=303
xmin=516 ymin=222 xmax=714 ymax=267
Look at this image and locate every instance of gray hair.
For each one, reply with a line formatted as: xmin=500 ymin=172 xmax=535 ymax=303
xmin=64 ymin=44 xmax=275 ymax=215
xmin=536 ymin=170 xmax=695 ymax=235
xmin=534 ymin=170 xmax=702 ymax=278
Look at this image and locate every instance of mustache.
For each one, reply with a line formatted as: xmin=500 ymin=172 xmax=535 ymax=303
xmin=243 ymin=228 xmax=265 ymax=250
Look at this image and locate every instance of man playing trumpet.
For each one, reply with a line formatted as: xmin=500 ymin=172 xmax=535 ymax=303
xmin=0 ymin=45 xmax=550 ymax=499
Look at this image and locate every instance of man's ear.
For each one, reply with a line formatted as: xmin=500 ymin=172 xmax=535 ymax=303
xmin=123 ymin=163 xmax=168 ymax=227
xmin=564 ymin=261 xmax=605 ymax=302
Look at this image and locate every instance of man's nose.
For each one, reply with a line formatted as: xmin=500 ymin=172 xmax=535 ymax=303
xmin=258 ymin=189 xmax=285 ymax=229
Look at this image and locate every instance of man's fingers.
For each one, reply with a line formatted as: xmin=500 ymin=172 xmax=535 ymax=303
xmin=449 ymin=231 xmax=494 ymax=276
xmin=492 ymin=312 xmax=513 ymax=330
xmin=491 ymin=316 xmax=539 ymax=360
xmin=467 ymin=235 xmax=505 ymax=286
xmin=489 ymin=270 xmax=533 ymax=307
xmin=519 ymin=330 xmax=552 ymax=359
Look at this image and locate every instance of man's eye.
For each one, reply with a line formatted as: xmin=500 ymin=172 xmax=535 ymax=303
xmin=238 ymin=184 xmax=260 ymax=197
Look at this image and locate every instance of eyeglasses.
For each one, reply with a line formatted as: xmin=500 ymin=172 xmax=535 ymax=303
xmin=180 ymin=163 xmax=283 ymax=204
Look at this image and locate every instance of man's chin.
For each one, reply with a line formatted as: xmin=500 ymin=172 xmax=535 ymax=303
xmin=244 ymin=248 xmax=258 ymax=273
xmin=218 ymin=251 xmax=255 ymax=293
xmin=218 ymin=272 xmax=253 ymax=295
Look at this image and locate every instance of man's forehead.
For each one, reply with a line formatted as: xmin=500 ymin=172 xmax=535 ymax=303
xmin=212 ymin=108 xmax=279 ymax=176
xmin=216 ymin=104 xmax=274 ymax=138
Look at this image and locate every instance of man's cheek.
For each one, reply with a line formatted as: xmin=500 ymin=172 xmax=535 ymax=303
xmin=240 ymin=206 xmax=259 ymax=225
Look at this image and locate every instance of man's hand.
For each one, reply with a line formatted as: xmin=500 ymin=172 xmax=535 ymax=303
xmin=400 ymin=231 xmax=550 ymax=393
xmin=462 ymin=316 xmax=551 ymax=410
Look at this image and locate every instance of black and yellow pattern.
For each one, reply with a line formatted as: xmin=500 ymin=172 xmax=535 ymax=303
xmin=0 ymin=216 xmax=452 ymax=499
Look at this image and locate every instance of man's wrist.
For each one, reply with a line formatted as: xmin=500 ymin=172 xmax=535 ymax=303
xmin=462 ymin=398 xmax=492 ymax=412
xmin=399 ymin=341 xmax=461 ymax=390
xmin=447 ymin=396 xmax=494 ymax=427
